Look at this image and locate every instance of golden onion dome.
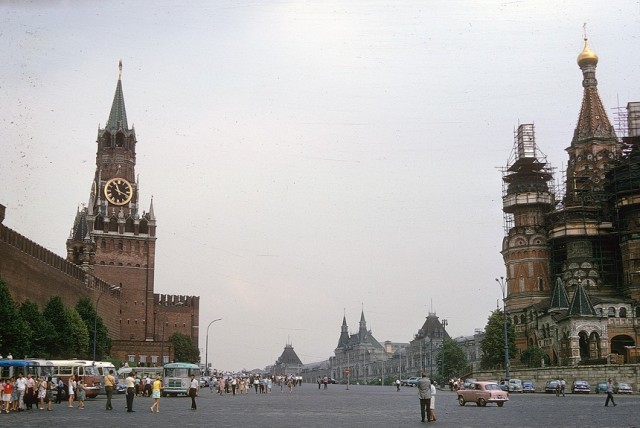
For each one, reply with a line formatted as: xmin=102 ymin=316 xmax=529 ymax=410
xmin=577 ymin=37 xmax=598 ymax=67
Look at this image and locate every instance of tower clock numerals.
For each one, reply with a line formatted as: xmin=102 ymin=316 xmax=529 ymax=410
xmin=104 ymin=178 xmax=133 ymax=205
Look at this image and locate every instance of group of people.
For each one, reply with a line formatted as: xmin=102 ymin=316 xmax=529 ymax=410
xmin=553 ymin=378 xmax=567 ymax=396
xmin=417 ymin=373 xmax=437 ymax=423
xmin=0 ymin=372 xmax=56 ymax=413
xmin=206 ymin=374 xmax=301 ymax=395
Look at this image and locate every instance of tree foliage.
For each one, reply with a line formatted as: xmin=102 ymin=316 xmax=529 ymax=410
xmin=480 ymin=309 xmax=516 ymax=370
xmin=0 ymin=278 xmax=31 ymax=357
xmin=62 ymin=307 xmax=90 ymax=358
xmin=435 ymin=338 xmax=467 ymax=381
xmin=520 ymin=346 xmax=547 ymax=368
xmin=75 ymin=297 xmax=111 ymax=360
xmin=169 ymin=332 xmax=200 ymax=363
xmin=43 ymin=296 xmax=68 ymax=358
xmin=19 ymin=300 xmax=55 ymax=358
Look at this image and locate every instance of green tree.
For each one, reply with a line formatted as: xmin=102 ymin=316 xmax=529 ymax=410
xmin=62 ymin=307 xmax=90 ymax=358
xmin=0 ymin=278 xmax=32 ymax=357
xmin=480 ymin=309 xmax=516 ymax=370
xmin=520 ymin=346 xmax=547 ymax=368
xmin=19 ymin=299 xmax=55 ymax=358
xmin=75 ymin=297 xmax=111 ymax=360
xmin=435 ymin=338 xmax=467 ymax=382
xmin=43 ymin=296 xmax=67 ymax=358
xmin=169 ymin=332 xmax=200 ymax=363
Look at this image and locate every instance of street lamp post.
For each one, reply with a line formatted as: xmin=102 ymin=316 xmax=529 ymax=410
xmin=495 ymin=277 xmax=510 ymax=382
xmin=441 ymin=319 xmax=448 ymax=381
xmin=93 ymin=284 xmax=120 ymax=362
xmin=205 ymin=318 xmax=222 ymax=376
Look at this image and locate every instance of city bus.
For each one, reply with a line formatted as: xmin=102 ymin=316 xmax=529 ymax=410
xmin=35 ymin=359 xmax=101 ymax=399
xmin=93 ymin=361 xmax=117 ymax=394
xmin=0 ymin=359 xmax=42 ymax=379
xmin=162 ymin=362 xmax=200 ymax=396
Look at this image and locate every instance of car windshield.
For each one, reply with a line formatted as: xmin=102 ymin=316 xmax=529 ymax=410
xmin=485 ymin=384 xmax=500 ymax=390
xmin=575 ymin=381 xmax=587 ymax=385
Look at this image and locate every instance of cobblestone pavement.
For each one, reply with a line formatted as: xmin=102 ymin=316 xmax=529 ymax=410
xmin=3 ymin=385 xmax=638 ymax=428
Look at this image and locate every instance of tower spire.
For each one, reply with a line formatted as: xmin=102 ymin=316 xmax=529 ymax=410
xmin=573 ymin=31 xmax=616 ymax=144
xmin=107 ymin=60 xmax=128 ymax=131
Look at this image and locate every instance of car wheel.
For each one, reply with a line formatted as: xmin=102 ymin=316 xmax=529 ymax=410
xmin=477 ymin=398 xmax=487 ymax=407
xmin=497 ymin=402 xmax=504 ymax=407
xmin=458 ymin=396 xmax=465 ymax=406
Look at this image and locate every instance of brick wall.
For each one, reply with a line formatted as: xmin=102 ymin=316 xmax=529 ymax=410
xmin=0 ymin=224 xmax=121 ymax=340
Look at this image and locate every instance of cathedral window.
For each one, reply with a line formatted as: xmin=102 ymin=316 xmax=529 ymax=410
xmin=619 ymin=307 xmax=627 ymax=318
xmin=118 ymin=241 xmax=123 ymax=251
xmin=538 ymin=277 xmax=544 ymax=291
xmin=636 ymin=307 xmax=640 ymax=318
xmin=608 ymin=307 xmax=616 ymax=317
xmin=116 ymin=132 xmax=125 ymax=147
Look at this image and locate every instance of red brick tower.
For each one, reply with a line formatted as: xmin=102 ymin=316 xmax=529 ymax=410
xmin=69 ymin=62 xmax=157 ymax=343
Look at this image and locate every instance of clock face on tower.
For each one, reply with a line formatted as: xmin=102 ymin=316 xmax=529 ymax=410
xmin=104 ymin=178 xmax=133 ymax=205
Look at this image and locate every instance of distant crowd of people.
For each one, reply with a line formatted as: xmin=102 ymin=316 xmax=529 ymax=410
xmin=205 ymin=373 xmax=302 ymax=395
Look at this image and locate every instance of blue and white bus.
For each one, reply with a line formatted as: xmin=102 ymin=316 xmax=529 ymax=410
xmin=162 ymin=362 xmax=200 ymax=396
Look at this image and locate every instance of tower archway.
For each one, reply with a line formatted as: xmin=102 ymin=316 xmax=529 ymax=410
xmin=610 ymin=335 xmax=634 ymax=362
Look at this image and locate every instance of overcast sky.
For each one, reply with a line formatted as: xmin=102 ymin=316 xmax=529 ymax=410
xmin=1 ymin=1 xmax=639 ymax=371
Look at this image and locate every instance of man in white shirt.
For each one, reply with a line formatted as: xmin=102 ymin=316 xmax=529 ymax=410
xmin=15 ymin=372 xmax=26 ymax=411
xmin=189 ymin=375 xmax=199 ymax=410
xmin=125 ymin=373 xmax=136 ymax=412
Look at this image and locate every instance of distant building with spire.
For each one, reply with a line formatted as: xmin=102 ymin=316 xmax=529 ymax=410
xmin=499 ymin=36 xmax=640 ymax=366
xmin=272 ymin=342 xmax=304 ymax=376
xmin=329 ymin=309 xmax=389 ymax=382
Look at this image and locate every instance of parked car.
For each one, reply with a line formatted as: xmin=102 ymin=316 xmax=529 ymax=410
xmin=571 ymin=380 xmax=591 ymax=394
xmin=402 ymin=377 xmax=420 ymax=387
xmin=199 ymin=376 xmax=210 ymax=388
xmin=508 ymin=379 xmax=523 ymax=393
xmin=544 ymin=380 xmax=559 ymax=393
xmin=116 ymin=381 xmax=127 ymax=394
xmin=522 ymin=380 xmax=535 ymax=393
xmin=457 ymin=381 xmax=509 ymax=407
xmin=329 ymin=378 xmax=339 ymax=384
xmin=498 ymin=381 xmax=510 ymax=392
xmin=614 ymin=382 xmax=633 ymax=394
xmin=595 ymin=382 xmax=608 ymax=394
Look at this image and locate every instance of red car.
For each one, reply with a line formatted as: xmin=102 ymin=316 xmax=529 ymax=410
xmin=457 ymin=381 xmax=509 ymax=407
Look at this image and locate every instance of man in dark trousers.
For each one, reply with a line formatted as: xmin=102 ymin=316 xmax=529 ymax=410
xmin=417 ymin=373 xmax=432 ymax=423
xmin=605 ymin=378 xmax=617 ymax=407
xmin=125 ymin=372 xmax=136 ymax=412
xmin=55 ymin=378 xmax=64 ymax=404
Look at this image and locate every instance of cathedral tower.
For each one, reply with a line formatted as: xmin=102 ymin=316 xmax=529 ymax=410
xmin=547 ymin=37 xmax=622 ymax=297
xmin=500 ymin=124 xmax=555 ymax=312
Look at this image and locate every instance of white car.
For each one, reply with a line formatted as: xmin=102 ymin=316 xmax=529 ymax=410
xmin=508 ymin=379 xmax=523 ymax=393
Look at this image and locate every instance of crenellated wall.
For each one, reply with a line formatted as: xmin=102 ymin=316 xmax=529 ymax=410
xmin=0 ymin=221 xmax=121 ymax=341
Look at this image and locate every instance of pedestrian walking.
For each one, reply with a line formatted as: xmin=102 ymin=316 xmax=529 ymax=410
xmin=55 ymin=378 xmax=64 ymax=404
xmin=605 ymin=378 xmax=617 ymax=407
xmin=67 ymin=374 xmax=76 ymax=408
xmin=104 ymin=370 xmax=116 ymax=410
xmin=560 ymin=378 xmax=566 ymax=397
xmin=188 ymin=374 xmax=198 ymax=410
xmin=429 ymin=382 xmax=437 ymax=422
xmin=45 ymin=376 xmax=54 ymax=411
xmin=37 ymin=376 xmax=46 ymax=410
xmin=149 ymin=376 xmax=162 ymax=413
xmin=417 ymin=373 xmax=432 ymax=423
xmin=396 ymin=379 xmax=401 ymax=392
xmin=125 ymin=372 xmax=135 ymax=412
xmin=75 ymin=377 xmax=86 ymax=409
